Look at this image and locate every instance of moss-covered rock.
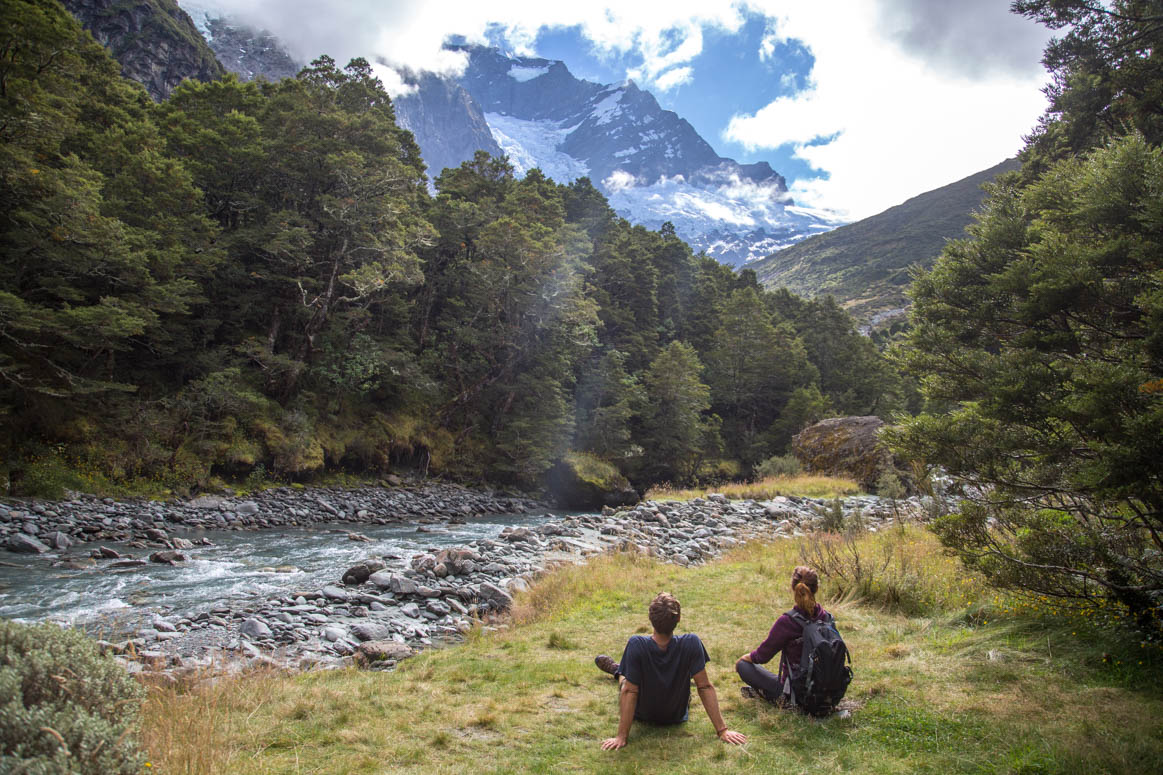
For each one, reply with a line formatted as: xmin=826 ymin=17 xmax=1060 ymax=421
xmin=546 ymin=452 xmax=638 ymax=511
xmin=792 ymin=416 xmax=895 ymax=490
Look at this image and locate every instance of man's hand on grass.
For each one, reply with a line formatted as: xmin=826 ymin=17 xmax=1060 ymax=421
xmin=718 ymin=728 xmax=747 ymax=745
xmin=601 ymin=736 xmax=628 ymax=750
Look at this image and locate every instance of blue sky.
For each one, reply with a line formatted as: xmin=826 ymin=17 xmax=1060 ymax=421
xmin=529 ymin=14 xmax=820 ymax=184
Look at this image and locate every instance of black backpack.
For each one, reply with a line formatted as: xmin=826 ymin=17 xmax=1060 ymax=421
xmin=786 ymin=609 xmax=852 ymax=715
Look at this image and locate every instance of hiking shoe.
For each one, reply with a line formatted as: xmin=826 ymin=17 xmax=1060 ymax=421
xmin=594 ymin=654 xmax=619 ymax=676
xmin=741 ymin=686 xmax=777 ymax=704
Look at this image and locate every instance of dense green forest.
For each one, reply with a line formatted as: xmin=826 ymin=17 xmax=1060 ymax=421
xmin=890 ymin=0 xmax=1163 ymax=629
xmin=0 ymin=0 xmax=904 ymax=497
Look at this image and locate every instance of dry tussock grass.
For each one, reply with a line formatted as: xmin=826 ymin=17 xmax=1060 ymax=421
xmin=645 ymin=474 xmax=862 ymax=502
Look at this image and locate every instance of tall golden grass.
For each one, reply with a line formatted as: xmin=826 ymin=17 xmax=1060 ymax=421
xmin=645 ymin=474 xmax=862 ymax=502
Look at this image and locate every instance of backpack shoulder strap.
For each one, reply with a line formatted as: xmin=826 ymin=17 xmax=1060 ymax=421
xmin=785 ymin=608 xmax=809 ymax=626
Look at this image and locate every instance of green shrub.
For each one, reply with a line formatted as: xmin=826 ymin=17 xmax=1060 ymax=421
xmin=755 ymin=453 xmax=801 ymax=478
xmin=819 ymin=497 xmax=846 ymax=532
xmin=0 ymin=621 xmax=145 ymax=774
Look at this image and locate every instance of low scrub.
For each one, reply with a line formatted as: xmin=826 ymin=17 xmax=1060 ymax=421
xmin=0 ymin=621 xmax=145 ymax=774
xmin=801 ymin=526 xmax=986 ymax=615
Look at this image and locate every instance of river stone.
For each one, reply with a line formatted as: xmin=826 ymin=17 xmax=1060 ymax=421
xmin=425 ymin=599 xmax=451 ymax=616
xmin=152 ymin=618 xmax=177 ymax=633
xmin=478 ymin=582 xmax=514 ymax=610
xmin=145 ymin=528 xmax=168 ymax=541
xmin=401 ymin=603 xmax=421 ymax=619
xmin=236 ymin=501 xmax=260 ymax=515
xmin=149 ymin=550 xmax=186 ymax=564
xmin=367 ymin=570 xmax=395 ymax=589
xmin=323 ymin=626 xmax=345 ymax=642
xmin=342 ymin=564 xmax=372 ymax=586
xmin=350 ymin=622 xmax=391 ymax=642
xmin=321 ymin=585 xmax=348 ymax=601
xmin=171 ymin=537 xmax=194 ymax=550
xmin=354 ymin=640 xmax=411 ymax=667
xmin=44 ymin=531 xmax=72 ymax=550
xmin=446 ymin=597 xmax=469 ymax=615
xmin=240 ymin=618 xmax=273 ymax=639
xmin=416 ymin=585 xmax=440 ymax=598
xmin=506 ymin=577 xmax=530 ymax=594
xmin=388 ymin=575 xmax=417 ymax=596
xmin=7 ymin=533 xmax=50 ymax=553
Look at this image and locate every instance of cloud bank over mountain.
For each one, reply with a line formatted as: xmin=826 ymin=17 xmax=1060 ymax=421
xmin=178 ymin=1 xmax=1050 ymax=218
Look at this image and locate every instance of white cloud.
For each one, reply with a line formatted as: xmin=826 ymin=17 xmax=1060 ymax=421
xmin=653 ymin=65 xmax=694 ymax=91
xmin=179 ymin=1 xmax=1051 ymax=219
xmin=179 ymin=1 xmax=743 ymax=94
xmin=603 ymin=169 xmax=638 ymax=192
xmin=726 ymin=0 xmax=1050 ymax=218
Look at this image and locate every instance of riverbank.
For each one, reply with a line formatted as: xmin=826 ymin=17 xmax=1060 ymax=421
xmin=141 ymin=530 xmax=1163 ymax=774
xmin=1 ymin=482 xmax=933 ymax=676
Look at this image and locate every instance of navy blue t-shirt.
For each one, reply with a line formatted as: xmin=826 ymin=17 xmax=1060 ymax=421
xmin=618 ymin=633 xmax=709 ymax=725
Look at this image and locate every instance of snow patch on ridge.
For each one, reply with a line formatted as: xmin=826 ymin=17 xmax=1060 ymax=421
xmin=484 ymin=114 xmax=589 ymax=183
xmin=177 ymin=1 xmax=234 ymax=39
xmin=508 ymin=65 xmax=550 ymax=82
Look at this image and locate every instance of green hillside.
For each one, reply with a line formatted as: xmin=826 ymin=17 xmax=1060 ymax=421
xmin=751 ymin=158 xmax=1020 ymax=323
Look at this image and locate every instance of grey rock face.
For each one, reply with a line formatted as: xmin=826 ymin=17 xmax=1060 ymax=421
xmin=394 ymin=72 xmax=504 ymax=186
xmin=202 ymin=16 xmax=299 ymax=83
xmin=62 ymin=0 xmax=225 ymax=101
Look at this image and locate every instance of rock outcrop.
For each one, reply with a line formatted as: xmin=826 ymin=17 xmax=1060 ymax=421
xmin=393 ymin=72 xmax=504 ymax=186
xmin=792 ymin=416 xmax=895 ymax=490
xmin=545 ymin=452 xmax=639 ymax=511
xmin=62 ymin=0 xmax=224 ymax=101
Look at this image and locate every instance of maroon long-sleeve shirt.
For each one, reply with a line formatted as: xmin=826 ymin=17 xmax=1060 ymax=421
xmin=749 ymin=604 xmax=827 ymax=681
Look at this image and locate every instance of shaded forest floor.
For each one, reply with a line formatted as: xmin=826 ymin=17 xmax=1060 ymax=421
xmin=142 ymin=530 xmax=1163 ymax=774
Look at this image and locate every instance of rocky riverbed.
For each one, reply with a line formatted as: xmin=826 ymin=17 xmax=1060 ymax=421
xmin=0 ymin=485 xmax=944 ymax=678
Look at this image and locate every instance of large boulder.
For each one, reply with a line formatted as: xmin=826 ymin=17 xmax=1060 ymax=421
xmin=546 ymin=452 xmax=638 ymax=511
xmin=792 ymin=416 xmax=895 ymax=490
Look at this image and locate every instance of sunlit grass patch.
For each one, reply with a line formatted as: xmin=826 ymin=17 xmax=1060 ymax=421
xmin=645 ymin=474 xmax=863 ymax=502
xmin=142 ymin=529 xmax=1163 ymax=774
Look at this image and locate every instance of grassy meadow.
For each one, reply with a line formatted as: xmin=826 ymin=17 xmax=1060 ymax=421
xmin=141 ymin=528 xmax=1163 ymax=774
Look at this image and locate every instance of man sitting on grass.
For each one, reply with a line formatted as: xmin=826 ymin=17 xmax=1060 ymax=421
xmin=593 ymin=592 xmax=747 ymax=750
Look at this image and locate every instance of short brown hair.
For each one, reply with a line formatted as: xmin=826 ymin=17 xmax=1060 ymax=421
xmin=648 ymin=592 xmax=681 ymax=635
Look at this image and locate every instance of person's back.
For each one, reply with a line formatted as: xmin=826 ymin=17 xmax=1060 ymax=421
xmin=619 ymin=632 xmax=708 ymax=724
xmin=594 ymin=592 xmax=746 ymax=749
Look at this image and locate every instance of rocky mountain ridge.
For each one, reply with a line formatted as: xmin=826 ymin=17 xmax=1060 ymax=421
xmin=62 ymin=0 xmax=224 ymax=100
xmin=445 ymin=45 xmax=839 ymax=265
xmin=751 ymin=158 xmax=1021 ymax=324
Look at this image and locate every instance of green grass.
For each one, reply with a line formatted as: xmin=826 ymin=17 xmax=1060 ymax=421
xmin=142 ymin=530 xmax=1163 ymax=774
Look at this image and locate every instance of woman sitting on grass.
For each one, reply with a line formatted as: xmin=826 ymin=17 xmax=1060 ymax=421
xmin=736 ymin=565 xmax=831 ymax=707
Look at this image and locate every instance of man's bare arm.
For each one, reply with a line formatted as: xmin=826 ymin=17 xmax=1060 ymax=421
xmin=601 ymin=677 xmax=639 ymax=750
xmin=693 ymin=669 xmax=747 ymax=745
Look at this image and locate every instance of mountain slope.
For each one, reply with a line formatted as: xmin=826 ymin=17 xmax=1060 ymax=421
xmin=446 ymin=45 xmax=838 ymax=266
xmin=63 ymin=0 xmax=224 ymax=100
xmin=751 ymin=158 xmax=1021 ymax=323
xmin=393 ymin=73 xmax=504 ymax=187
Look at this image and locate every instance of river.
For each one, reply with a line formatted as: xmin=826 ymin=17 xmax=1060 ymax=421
xmin=0 ymin=511 xmax=557 ymax=637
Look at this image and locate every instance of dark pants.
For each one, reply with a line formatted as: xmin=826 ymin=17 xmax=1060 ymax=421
xmin=736 ymin=660 xmax=785 ymax=702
